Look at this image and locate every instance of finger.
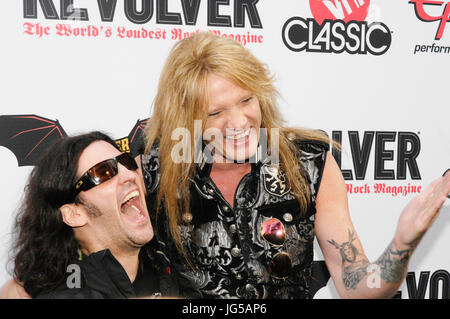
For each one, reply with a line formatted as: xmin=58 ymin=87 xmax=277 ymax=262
xmin=434 ymin=173 xmax=450 ymax=200
xmin=420 ymin=196 xmax=446 ymax=228
xmin=416 ymin=178 xmax=442 ymax=204
xmin=443 ymin=168 xmax=450 ymax=177
xmin=442 ymin=170 xmax=450 ymax=198
xmin=420 ymin=176 xmax=449 ymax=224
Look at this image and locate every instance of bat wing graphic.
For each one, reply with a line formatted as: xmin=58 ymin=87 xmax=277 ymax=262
xmin=310 ymin=260 xmax=331 ymax=298
xmin=126 ymin=118 xmax=149 ymax=157
xmin=0 ymin=114 xmax=67 ymax=167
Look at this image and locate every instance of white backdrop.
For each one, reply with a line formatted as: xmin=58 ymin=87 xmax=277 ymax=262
xmin=0 ymin=0 xmax=449 ymax=299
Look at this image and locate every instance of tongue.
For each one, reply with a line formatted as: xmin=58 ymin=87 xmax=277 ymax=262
xmin=121 ymin=198 xmax=145 ymax=222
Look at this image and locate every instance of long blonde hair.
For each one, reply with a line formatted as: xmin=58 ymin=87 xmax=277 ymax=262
xmin=145 ymin=32 xmax=332 ymax=256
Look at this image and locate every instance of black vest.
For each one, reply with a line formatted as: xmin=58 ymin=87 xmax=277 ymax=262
xmin=141 ymin=139 xmax=329 ymax=299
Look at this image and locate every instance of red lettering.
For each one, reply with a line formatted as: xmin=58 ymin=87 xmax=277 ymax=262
xmin=23 ymin=23 xmax=50 ymax=38
xmin=409 ymin=0 xmax=450 ymax=39
xmin=23 ymin=22 xmax=34 ymax=35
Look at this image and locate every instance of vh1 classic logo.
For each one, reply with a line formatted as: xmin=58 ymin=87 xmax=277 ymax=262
xmin=282 ymin=0 xmax=392 ymax=55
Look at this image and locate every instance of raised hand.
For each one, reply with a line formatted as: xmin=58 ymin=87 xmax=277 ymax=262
xmin=394 ymin=170 xmax=450 ymax=250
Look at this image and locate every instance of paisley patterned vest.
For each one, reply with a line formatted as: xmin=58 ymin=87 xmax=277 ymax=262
xmin=141 ymin=139 xmax=329 ymax=299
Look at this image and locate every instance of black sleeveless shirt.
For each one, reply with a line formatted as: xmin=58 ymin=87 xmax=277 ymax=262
xmin=141 ymin=139 xmax=329 ymax=299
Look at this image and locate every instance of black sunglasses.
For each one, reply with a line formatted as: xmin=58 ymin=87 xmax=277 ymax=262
xmin=260 ymin=218 xmax=292 ymax=279
xmin=74 ymin=153 xmax=138 ymax=195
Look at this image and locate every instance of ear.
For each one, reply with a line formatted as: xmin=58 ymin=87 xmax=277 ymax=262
xmin=60 ymin=204 xmax=88 ymax=228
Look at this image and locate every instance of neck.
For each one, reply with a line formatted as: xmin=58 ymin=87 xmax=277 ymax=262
xmin=79 ymin=240 xmax=141 ymax=283
xmin=212 ymin=160 xmax=251 ymax=172
xmin=109 ymin=248 xmax=140 ymax=283
xmin=211 ymin=151 xmax=253 ymax=171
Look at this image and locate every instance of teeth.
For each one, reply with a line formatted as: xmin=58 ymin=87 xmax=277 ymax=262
xmin=131 ymin=204 xmax=142 ymax=214
xmin=226 ymin=129 xmax=250 ymax=140
xmin=122 ymin=190 xmax=139 ymax=205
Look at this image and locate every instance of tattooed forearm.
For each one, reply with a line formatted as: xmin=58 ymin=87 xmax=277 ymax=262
xmin=341 ymin=260 xmax=370 ymax=290
xmin=374 ymin=240 xmax=414 ymax=283
xmin=327 ymin=229 xmax=370 ymax=290
xmin=328 ymin=230 xmax=416 ymax=291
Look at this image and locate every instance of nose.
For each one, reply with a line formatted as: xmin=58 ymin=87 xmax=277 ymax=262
xmin=117 ymin=162 xmax=139 ymax=185
xmin=225 ymin=106 xmax=247 ymax=130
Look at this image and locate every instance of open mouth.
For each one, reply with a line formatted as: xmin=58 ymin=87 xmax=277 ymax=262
xmin=225 ymin=128 xmax=251 ymax=144
xmin=120 ymin=190 xmax=147 ymax=224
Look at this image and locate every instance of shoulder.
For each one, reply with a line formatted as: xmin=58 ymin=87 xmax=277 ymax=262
xmin=286 ymin=130 xmax=331 ymax=194
xmin=140 ymin=140 xmax=160 ymax=194
xmin=34 ymin=285 xmax=95 ymax=299
xmin=287 ymin=131 xmax=330 ymax=173
xmin=36 ymin=290 xmax=99 ymax=299
xmin=0 ymin=279 xmax=30 ymax=299
xmin=140 ymin=140 xmax=160 ymax=169
xmin=142 ymin=240 xmax=200 ymax=298
xmin=287 ymin=130 xmax=330 ymax=156
xmin=295 ymin=140 xmax=329 ymax=163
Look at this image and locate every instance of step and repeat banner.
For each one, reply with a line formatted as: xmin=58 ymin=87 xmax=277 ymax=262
xmin=0 ymin=0 xmax=449 ymax=298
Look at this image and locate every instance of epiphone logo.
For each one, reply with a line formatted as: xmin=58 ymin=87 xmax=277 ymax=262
xmin=22 ymin=0 xmax=263 ymax=28
xmin=409 ymin=0 xmax=450 ymax=40
xmin=331 ymin=131 xmax=421 ymax=181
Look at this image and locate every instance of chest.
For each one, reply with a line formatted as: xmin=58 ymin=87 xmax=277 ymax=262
xmin=178 ymin=167 xmax=317 ymax=298
xmin=209 ymin=165 xmax=251 ymax=207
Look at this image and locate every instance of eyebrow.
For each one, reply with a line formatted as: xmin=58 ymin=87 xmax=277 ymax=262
xmin=241 ymin=93 xmax=254 ymax=101
xmin=208 ymin=92 xmax=254 ymax=111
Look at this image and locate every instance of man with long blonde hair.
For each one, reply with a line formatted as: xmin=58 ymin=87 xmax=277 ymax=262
xmin=142 ymin=32 xmax=450 ymax=298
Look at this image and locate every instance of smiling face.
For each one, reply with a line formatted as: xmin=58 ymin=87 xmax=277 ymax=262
xmin=74 ymin=141 xmax=153 ymax=253
xmin=204 ymin=73 xmax=262 ymax=163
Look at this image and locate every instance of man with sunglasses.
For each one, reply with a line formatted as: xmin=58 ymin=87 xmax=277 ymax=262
xmin=3 ymin=131 xmax=180 ymax=298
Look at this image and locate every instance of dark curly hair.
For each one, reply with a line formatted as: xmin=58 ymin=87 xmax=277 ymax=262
xmin=12 ymin=131 xmax=119 ymax=297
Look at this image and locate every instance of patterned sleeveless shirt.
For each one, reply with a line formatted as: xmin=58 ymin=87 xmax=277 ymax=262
xmin=141 ymin=139 xmax=329 ymax=299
